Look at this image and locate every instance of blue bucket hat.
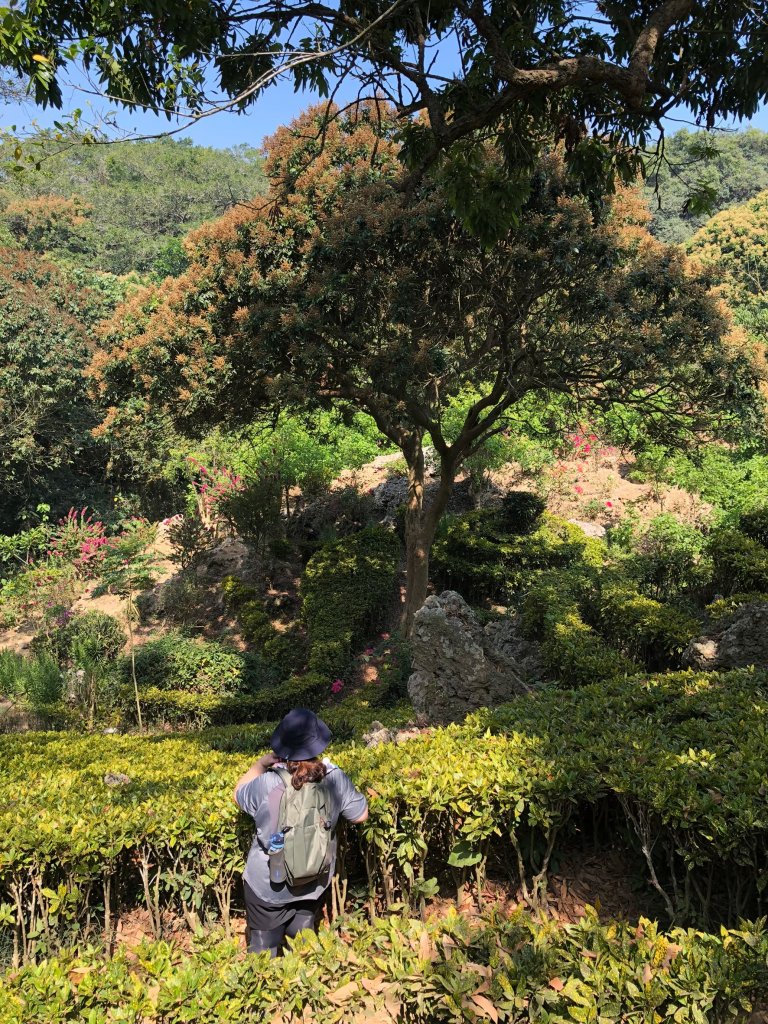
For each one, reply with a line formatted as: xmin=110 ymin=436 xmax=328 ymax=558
xmin=271 ymin=708 xmax=332 ymax=761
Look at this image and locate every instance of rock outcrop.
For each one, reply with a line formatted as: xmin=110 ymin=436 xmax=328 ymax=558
xmin=682 ymin=601 xmax=768 ymax=671
xmin=407 ymin=591 xmax=537 ymax=724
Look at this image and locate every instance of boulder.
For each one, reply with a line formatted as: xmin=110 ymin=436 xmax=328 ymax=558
xmin=568 ymin=519 xmax=607 ymax=539
xmin=194 ymin=537 xmax=251 ymax=580
xmin=407 ymin=591 xmax=534 ymax=725
xmin=682 ymin=602 xmax=768 ymax=671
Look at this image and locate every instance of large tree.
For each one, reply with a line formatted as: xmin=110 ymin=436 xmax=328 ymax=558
xmin=3 ymin=2 xmax=768 ymax=230
xmin=90 ymin=105 xmax=766 ymax=625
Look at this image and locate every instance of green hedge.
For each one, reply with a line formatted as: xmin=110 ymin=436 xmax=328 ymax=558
xmin=126 ymin=672 xmax=327 ymax=728
xmin=301 ymin=527 xmax=400 ymax=677
xmin=595 ymin=584 xmax=699 ymax=670
xmin=2 ymin=669 xmax=767 ymax=964
xmin=124 ymin=631 xmax=256 ymax=695
xmin=3 ymin=912 xmax=767 ymax=1023
xmin=431 ymin=510 xmax=599 ymax=604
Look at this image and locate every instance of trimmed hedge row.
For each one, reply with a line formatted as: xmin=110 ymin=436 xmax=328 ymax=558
xmin=2 ymin=669 xmax=767 ymax=965
xmin=3 ymin=912 xmax=767 ymax=1023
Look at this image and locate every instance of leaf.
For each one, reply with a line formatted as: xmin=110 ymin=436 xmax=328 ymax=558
xmin=642 ymin=963 xmax=653 ymax=985
xmin=419 ymin=930 xmax=431 ymax=961
xmin=470 ymin=993 xmax=499 ymax=1022
xmin=327 ymin=981 xmax=359 ymax=1004
xmin=361 ymin=974 xmax=386 ymax=996
xmin=549 ymin=977 xmax=565 ymax=991
xmin=447 ymin=839 xmax=482 ymax=868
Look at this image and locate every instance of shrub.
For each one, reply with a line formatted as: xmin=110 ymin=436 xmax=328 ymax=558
xmin=222 ymin=577 xmax=307 ymax=676
xmin=431 ymin=511 xmax=593 ymax=604
xmin=5 ymin=912 xmax=766 ymax=1023
xmin=596 ymin=584 xmax=700 ymax=670
xmin=0 ymin=650 xmax=63 ymax=705
xmin=167 ymin=512 xmax=215 ymax=569
xmin=706 ymin=592 xmax=768 ymax=627
xmin=301 ymin=527 xmax=400 ymax=677
xmin=129 ymin=671 xmax=326 ymax=727
xmin=125 ymin=631 xmax=252 ymax=694
xmin=498 ymin=490 xmax=546 ymax=534
xmin=628 ymin=513 xmax=710 ymax=600
xmin=708 ymin=529 xmax=768 ymax=593
xmin=738 ymin=505 xmax=768 ymax=548
xmin=33 ymin=610 xmax=125 ymax=665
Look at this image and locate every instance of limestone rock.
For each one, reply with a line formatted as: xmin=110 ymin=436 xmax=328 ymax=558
xmin=195 ymin=537 xmax=251 ymax=580
xmin=682 ymin=602 xmax=768 ymax=671
xmin=568 ymin=519 xmax=606 ymax=539
xmin=407 ymin=591 xmax=533 ymax=725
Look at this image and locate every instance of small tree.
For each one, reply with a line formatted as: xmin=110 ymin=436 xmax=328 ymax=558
xmin=98 ymin=520 xmax=159 ymax=731
xmin=91 ymin=106 xmax=767 ymax=628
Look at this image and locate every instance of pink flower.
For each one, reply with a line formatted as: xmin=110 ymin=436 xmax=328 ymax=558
xmin=574 ymin=485 xmax=584 ymax=494
xmin=331 ymin=679 xmax=344 ymax=694
xmin=380 ymin=632 xmax=390 ymax=640
xmin=589 ymin=434 xmax=597 ymax=442
xmin=364 ymin=647 xmax=375 ymax=656
xmin=605 ymin=501 xmax=613 ymax=508
xmin=582 ymin=444 xmax=591 ymax=454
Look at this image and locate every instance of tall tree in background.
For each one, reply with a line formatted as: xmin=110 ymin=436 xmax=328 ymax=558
xmin=90 ymin=105 xmax=767 ymax=626
xmin=1 ymin=3 xmax=767 ymax=232
xmin=645 ymin=129 xmax=768 ymax=245
xmin=687 ymin=191 xmax=768 ymax=341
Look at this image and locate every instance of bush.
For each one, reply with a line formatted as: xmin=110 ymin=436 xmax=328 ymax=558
xmin=0 ymin=650 xmax=63 ymax=705
xmin=33 ymin=610 xmax=125 ymax=665
xmin=222 ymin=577 xmax=308 ymax=675
xmin=706 ymin=592 xmax=768 ymax=627
xmin=129 ymin=671 xmax=326 ymax=727
xmin=708 ymin=529 xmax=768 ymax=593
xmin=497 ymin=489 xmax=546 ymax=534
xmin=431 ymin=511 xmax=594 ymax=604
xmin=738 ymin=505 xmax=768 ymax=548
xmin=125 ymin=631 xmax=253 ymax=694
xmin=596 ymin=584 xmax=700 ymax=670
xmin=4 ymin=912 xmax=766 ymax=1023
xmin=628 ymin=513 xmax=710 ymax=600
xmin=301 ymin=527 xmax=400 ymax=677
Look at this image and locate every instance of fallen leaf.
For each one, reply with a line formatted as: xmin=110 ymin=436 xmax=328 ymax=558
xmin=549 ymin=977 xmax=564 ymax=992
xmin=327 ymin=981 xmax=359 ymax=1005
xmin=642 ymin=964 xmax=653 ymax=985
xmin=361 ymin=974 xmax=386 ymax=996
xmin=470 ymin=993 xmax=500 ymax=1022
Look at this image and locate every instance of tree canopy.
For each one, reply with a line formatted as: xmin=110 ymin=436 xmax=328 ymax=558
xmin=90 ymin=104 xmax=767 ymax=623
xmin=687 ymin=190 xmax=768 ymax=340
xmin=2 ymin=2 xmax=768 ymax=231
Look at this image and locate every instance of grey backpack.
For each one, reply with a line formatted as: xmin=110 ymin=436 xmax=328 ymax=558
xmin=271 ymin=766 xmax=333 ymax=886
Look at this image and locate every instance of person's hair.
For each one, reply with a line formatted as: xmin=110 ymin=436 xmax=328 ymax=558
xmin=286 ymin=757 xmax=327 ymax=790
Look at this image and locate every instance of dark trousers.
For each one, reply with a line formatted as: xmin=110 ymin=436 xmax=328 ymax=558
xmin=243 ymin=879 xmax=323 ymax=956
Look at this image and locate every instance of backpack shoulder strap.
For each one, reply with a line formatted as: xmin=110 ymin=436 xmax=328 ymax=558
xmin=268 ymin=766 xmax=292 ymax=836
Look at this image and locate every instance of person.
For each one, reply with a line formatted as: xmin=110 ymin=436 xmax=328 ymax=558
xmin=233 ymin=707 xmax=368 ymax=957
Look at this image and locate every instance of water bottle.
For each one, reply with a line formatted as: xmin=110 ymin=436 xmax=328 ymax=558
xmin=268 ymin=832 xmax=286 ymax=884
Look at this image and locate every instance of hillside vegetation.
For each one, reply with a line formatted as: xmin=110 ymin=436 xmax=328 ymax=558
xmin=1 ymin=120 xmax=768 ymax=1021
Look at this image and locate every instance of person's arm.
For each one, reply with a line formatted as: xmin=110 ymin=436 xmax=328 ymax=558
xmin=233 ymin=752 xmax=280 ymax=806
xmin=350 ymin=806 xmax=369 ymax=823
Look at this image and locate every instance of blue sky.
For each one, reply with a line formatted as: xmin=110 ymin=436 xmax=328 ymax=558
xmin=3 ymin=72 xmax=768 ymax=153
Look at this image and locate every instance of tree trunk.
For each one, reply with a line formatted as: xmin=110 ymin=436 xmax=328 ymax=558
xmin=401 ymin=438 xmax=456 ymax=633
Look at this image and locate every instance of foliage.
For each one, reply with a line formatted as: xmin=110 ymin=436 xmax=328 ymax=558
xmin=668 ymin=447 xmax=768 ymax=523
xmin=0 ymin=250 xmax=103 ymax=530
xmin=0 ymin=138 xmax=265 ymax=277
xmin=90 ymin=105 xmax=767 ymax=624
xmin=301 ymin=528 xmax=401 ymax=678
xmin=646 ymin=129 xmax=768 ymax=245
xmin=1 ymin=669 xmax=768 ymax=962
xmin=33 ymin=610 xmax=124 ymax=666
xmin=5 ymin=2 xmax=768 ymax=238
xmin=707 ymin=530 xmax=768 ymax=595
xmin=432 ymin=511 xmax=592 ymax=605
xmin=0 ymin=558 xmax=80 ymax=630
xmin=625 ymin=514 xmax=710 ymax=601
xmin=47 ymin=506 xmax=109 ymax=577
xmin=0 ymin=649 xmax=62 ymax=705
xmin=687 ymin=189 xmax=768 ymax=334
xmin=738 ymin=505 xmax=768 ymax=548
xmin=595 ymin=584 xmax=700 ymax=671
xmin=125 ymin=630 xmax=252 ymax=695
xmin=221 ymin=578 xmax=307 ymax=677
xmin=2 ymin=911 xmax=767 ymax=1023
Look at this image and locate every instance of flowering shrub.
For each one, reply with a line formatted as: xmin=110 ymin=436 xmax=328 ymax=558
xmin=47 ymin=507 xmax=108 ymax=577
